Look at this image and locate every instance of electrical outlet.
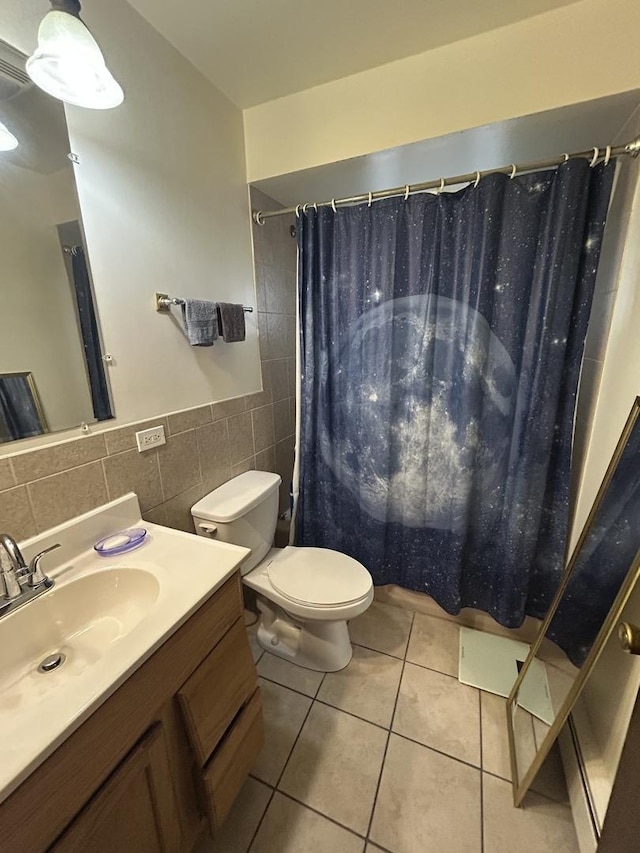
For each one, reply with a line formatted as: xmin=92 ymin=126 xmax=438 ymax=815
xmin=135 ymin=425 xmax=166 ymax=452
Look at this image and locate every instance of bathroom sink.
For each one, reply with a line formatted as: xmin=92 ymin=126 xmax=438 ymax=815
xmin=0 ymin=569 xmax=160 ymax=709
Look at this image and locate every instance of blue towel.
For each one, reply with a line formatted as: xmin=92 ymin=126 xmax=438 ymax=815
xmin=181 ymin=299 xmax=218 ymax=346
xmin=216 ymin=302 xmax=246 ymax=343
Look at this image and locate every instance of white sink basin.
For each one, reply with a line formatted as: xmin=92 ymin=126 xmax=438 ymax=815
xmin=0 ymin=569 xmax=160 ymax=710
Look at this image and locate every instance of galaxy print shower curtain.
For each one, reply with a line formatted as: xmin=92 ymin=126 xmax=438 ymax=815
xmin=295 ymin=159 xmax=614 ymax=627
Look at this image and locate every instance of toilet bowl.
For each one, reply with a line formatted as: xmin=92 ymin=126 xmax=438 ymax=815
xmin=191 ymin=471 xmax=373 ymax=671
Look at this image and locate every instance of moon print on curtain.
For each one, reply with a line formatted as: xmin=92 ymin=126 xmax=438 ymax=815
xmin=295 ymin=159 xmax=615 ymax=632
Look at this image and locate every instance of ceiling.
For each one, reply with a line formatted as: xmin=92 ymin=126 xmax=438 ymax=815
xmin=126 ymin=0 xmax=581 ymax=108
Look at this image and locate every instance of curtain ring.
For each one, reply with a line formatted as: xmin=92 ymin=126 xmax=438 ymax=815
xmin=562 ymin=153 xmax=569 ymax=163
xmin=313 ymin=202 xmax=318 ymax=212
xmin=509 ymin=164 xmax=517 ymax=179
xmin=368 ymin=191 xmax=373 ymax=207
xmin=404 ymin=184 xmax=410 ymax=201
xmin=437 ymin=177 xmax=445 ymax=194
xmin=604 ymin=145 xmax=612 ymax=166
xmin=331 ymin=198 xmax=337 ymax=213
xmin=473 ymin=171 xmax=481 ymax=188
xmin=254 ymin=210 xmax=264 ymax=226
xmin=295 ymin=204 xmax=301 ymax=218
xmin=590 ymin=147 xmax=599 ymax=167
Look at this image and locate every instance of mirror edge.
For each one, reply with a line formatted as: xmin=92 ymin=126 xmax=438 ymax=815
xmin=506 ymin=394 xmax=640 ymax=805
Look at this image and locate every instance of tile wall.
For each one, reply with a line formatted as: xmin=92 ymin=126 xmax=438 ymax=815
xmin=249 ymin=185 xmax=297 ymax=513
xmin=0 ymin=190 xmax=297 ymax=540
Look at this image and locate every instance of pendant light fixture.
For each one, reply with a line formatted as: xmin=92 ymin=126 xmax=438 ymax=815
xmin=0 ymin=119 xmax=18 ymax=151
xmin=26 ymin=0 xmax=124 ymax=110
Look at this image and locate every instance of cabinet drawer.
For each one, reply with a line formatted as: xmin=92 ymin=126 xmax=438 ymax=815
xmin=178 ymin=617 xmax=256 ymax=765
xmin=203 ymin=688 xmax=264 ymax=830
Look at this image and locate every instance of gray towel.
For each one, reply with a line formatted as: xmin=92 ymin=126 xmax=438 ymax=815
xmin=216 ymin=302 xmax=246 ymax=343
xmin=181 ymin=298 xmax=218 ymax=346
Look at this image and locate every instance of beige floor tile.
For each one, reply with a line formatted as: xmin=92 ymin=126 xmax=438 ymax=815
xmin=483 ymin=773 xmax=578 ymax=853
xmin=393 ymin=663 xmax=481 ymax=766
xmin=252 ymin=678 xmax=312 ymax=786
xmin=257 ymin=652 xmax=325 ymax=697
xmin=317 ymin=646 xmax=403 ymax=727
xmin=349 ymin=601 xmax=413 ymax=657
xmin=481 ymin=692 xmax=513 ymax=781
xmin=406 ymin=612 xmax=460 ymax=676
xmin=279 ymin=703 xmax=387 ymax=835
xmin=370 ymin=734 xmax=481 ymax=853
xmin=251 ymin=793 xmax=364 ymax=853
xmin=206 ymin=777 xmax=271 ymax=853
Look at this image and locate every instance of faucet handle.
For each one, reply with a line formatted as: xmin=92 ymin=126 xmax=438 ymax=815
xmin=28 ymin=543 xmax=61 ymax=589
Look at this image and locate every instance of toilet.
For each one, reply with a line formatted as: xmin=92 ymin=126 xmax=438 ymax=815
xmin=191 ymin=471 xmax=373 ymax=671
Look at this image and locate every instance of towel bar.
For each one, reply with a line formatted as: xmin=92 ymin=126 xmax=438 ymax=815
xmin=155 ymin=293 xmax=253 ymax=313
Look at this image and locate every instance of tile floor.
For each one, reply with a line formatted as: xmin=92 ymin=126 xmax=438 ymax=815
xmin=207 ymin=601 xmax=580 ymax=853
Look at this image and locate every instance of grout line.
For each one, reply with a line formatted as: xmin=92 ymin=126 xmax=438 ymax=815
xmin=255 ymin=672 xmax=390 ymax=731
xmin=246 ymin=786 xmax=276 ymax=852
xmin=365 ymin=610 xmax=415 ymax=842
xmin=271 ymin=790 xmax=368 ymax=842
xmin=273 ymin=689 xmax=316 ymax=791
xmin=391 ymin=730 xmax=482 ymax=774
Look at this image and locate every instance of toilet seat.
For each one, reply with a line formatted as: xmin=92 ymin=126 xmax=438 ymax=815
xmin=266 ymin=546 xmax=372 ymax=608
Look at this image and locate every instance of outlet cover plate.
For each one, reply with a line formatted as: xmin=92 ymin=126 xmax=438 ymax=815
xmin=135 ymin=425 xmax=166 ymax=452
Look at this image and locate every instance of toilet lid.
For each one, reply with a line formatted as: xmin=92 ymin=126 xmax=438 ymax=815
xmin=267 ymin=547 xmax=372 ymax=607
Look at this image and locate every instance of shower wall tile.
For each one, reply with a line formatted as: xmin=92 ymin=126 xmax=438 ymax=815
xmin=11 ymin=434 xmax=107 ymax=484
xmin=271 ymin=360 xmax=289 ymax=402
xmin=252 ymin=405 xmax=275 ymax=454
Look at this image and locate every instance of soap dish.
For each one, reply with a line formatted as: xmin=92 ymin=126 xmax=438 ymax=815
xmin=94 ymin=527 xmax=148 ymax=557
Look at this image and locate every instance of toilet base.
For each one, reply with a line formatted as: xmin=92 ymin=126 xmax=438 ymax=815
xmin=255 ymin=596 xmax=353 ymax=672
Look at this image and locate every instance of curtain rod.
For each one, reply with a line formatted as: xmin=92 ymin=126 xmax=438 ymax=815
xmin=252 ymin=137 xmax=640 ymax=224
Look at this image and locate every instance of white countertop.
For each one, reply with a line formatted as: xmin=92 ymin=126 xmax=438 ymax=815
xmin=0 ymin=494 xmax=250 ymax=805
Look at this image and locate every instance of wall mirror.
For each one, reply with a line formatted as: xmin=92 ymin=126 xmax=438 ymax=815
xmin=0 ymin=39 xmax=112 ymax=444
xmin=507 ymin=397 xmax=640 ymax=806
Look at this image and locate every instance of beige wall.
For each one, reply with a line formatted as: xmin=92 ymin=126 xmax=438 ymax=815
xmin=244 ymin=0 xmax=640 ymax=182
xmin=0 ymin=0 xmax=262 ymax=450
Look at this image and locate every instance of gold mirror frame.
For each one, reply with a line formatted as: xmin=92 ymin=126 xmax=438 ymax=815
xmin=507 ymin=396 xmax=640 ymax=806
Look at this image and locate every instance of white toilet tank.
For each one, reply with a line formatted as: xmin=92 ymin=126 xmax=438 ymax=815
xmin=191 ymin=471 xmax=282 ymax=574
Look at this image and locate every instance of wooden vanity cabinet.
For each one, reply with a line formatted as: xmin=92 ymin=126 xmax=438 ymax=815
xmin=0 ymin=572 xmax=263 ymax=853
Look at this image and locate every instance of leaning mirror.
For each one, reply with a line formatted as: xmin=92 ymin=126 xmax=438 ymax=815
xmin=507 ymin=397 xmax=640 ymax=806
xmin=0 ymin=39 xmax=112 ymax=443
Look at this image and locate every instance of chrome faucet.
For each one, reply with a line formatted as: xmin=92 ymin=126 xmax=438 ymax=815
xmin=0 ymin=533 xmax=60 ymax=617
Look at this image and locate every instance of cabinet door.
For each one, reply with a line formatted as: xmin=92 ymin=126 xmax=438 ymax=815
xmin=51 ymin=724 xmax=181 ymax=853
xmin=178 ymin=617 xmax=256 ymax=765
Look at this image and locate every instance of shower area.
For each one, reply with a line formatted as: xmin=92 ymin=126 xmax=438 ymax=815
xmin=249 ymin=91 xmax=640 ymax=847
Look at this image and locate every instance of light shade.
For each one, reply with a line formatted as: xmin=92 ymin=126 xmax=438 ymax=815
xmin=26 ymin=9 xmax=124 ymax=110
xmin=0 ymin=120 xmax=18 ymax=151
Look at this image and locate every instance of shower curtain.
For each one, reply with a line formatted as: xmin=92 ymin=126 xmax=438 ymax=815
xmin=295 ymin=159 xmax=614 ymax=627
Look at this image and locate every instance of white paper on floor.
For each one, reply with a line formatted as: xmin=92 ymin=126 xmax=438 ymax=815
xmin=459 ymin=627 xmax=554 ymax=724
